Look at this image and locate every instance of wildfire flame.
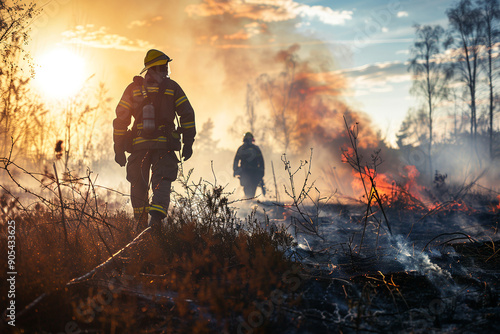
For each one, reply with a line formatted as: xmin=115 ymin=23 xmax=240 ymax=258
xmin=349 ymin=165 xmax=434 ymax=210
xmin=401 ymin=165 xmax=425 ymax=202
xmin=350 ymin=166 xmax=395 ymax=201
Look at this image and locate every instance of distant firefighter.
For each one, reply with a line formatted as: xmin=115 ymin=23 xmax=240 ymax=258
xmin=233 ymin=132 xmax=265 ymax=198
xmin=113 ymin=49 xmax=196 ymax=231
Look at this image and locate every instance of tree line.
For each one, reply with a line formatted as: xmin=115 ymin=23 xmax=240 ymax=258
xmin=401 ymin=0 xmax=499 ymax=177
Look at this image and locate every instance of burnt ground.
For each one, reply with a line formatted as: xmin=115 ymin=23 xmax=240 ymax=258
xmin=271 ymin=203 xmax=500 ymax=333
xmin=4 ymin=205 xmax=500 ymax=334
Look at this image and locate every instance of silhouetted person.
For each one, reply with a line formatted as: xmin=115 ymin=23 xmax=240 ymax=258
xmin=113 ymin=49 xmax=196 ymax=231
xmin=233 ymin=132 xmax=264 ymax=198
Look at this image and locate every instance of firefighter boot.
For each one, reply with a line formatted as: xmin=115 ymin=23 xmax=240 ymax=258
xmin=148 ymin=211 xmax=164 ymax=232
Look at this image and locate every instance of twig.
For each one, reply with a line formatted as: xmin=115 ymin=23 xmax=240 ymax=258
xmin=53 ymin=163 xmax=68 ymax=245
xmin=280 ymin=150 xmax=324 ymax=238
xmin=16 ymin=226 xmax=153 ymax=320
xmin=272 ymin=160 xmax=279 ymax=202
xmin=422 ymin=232 xmax=477 ymax=252
xmin=1 ymin=155 xmax=116 ymax=229
xmin=211 ymin=160 xmax=217 ymax=187
xmin=342 ymin=116 xmax=392 ymax=254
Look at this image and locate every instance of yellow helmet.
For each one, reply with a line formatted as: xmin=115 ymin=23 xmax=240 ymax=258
xmin=140 ymin=49 xmax=172 ymax=74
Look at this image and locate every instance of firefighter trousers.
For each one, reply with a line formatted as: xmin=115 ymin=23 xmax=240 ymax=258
xmin=239 ymin=172 xmax=261 ymax=198
xmin=126 ymin=149 xmax=179 ymax=223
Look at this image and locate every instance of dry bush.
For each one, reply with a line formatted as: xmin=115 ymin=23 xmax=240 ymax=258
xmin=0 ymin=163 xmax=299 ymax=333
xmin=127 ymin=173 xmax=299 ymax=332
xmin=0 ymin=190 xmax=136 ymax=308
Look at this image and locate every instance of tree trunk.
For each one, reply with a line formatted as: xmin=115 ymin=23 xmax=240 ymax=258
xmin=427 ymin=64 xmax=433 ymax=184
xmin=488 ymin=41 xmax=494 ymax=160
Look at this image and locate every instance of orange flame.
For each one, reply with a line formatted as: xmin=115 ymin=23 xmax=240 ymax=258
xmin=401 ymin=165 xmax=425 ymax=203
xmin=341 ymin=146 xmax=355 ymax=164
xmin=350 ymin=167 xmax=395 ymax=201
xmin=349 ymin=165 xmax=444 ymax=211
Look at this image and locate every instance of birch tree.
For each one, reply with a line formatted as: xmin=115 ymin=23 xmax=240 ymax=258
xmin=477 ymin=0 xmax=500 ymax=159
xmin=409 ymin=24 xmax=452 ymax=180
xmin=446 ymin=0 xmax=484 ymax=148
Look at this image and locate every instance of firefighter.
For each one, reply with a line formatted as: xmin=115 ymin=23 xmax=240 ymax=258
xmin=113 ymin=49 xmax=196 ymax=230
xmin=233 ymin=132 xmax=265 ymax=198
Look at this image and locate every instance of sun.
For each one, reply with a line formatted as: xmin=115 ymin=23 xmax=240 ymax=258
xmin=34 ymin=48 xmax=87 ymax=99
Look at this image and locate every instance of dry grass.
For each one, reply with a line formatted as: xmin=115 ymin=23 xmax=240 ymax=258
xmin=0 ymin=165 xmax=299 ymax=333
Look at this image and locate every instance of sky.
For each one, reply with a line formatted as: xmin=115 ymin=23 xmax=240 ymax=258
xmin=27 ymin=0 xmax=458 ymax=149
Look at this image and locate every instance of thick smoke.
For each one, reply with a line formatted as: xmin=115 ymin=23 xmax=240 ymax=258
xmin=173 ymin=2 xmax=399 ymax=201
xmin=52 ymin=1 xmax=498 ymax=203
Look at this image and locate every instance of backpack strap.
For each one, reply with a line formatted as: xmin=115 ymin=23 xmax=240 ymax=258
xmin=155 ymin=79 xmax=170 ymax=125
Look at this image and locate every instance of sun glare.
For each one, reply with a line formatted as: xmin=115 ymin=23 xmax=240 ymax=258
xmin=35 ymin=48 xmax=87 ymax=100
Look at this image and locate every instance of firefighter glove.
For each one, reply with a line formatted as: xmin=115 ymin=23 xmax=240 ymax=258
xmin=115 ymin=151 xmax=126 ymax=167
xmin=182 ymin=142 xmax=193 ymax=161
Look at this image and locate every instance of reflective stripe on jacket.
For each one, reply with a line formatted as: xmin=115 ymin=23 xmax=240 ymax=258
xmin=113 ymin=74 xmax=195 ymax=152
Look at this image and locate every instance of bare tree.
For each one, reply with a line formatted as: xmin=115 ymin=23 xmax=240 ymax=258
xmin=257 ymin=53 xmax=298 ymax=153
xmin=477 ymin=0 xmax=500 ymax=159
xmin=56 ymin=81 xmax=114 ymax=171
xmin=1 ymin=0 xmax=39 ymax=73
xmin=0 ymin=38 xmax=49 ymax=161
xmin=0 ymin=1 xmax=47 ymax=162
xmin=409 ymin=24 xmax=452 ymax=180
xmin=396 ymin=107 xmax=429 ymax=149
xmin=446 ymin=0 xmax=484 ymax=150
xmin=449 ymin=89 xmax=467 ymax=143
xmin=196 ymin=118 xmax=219 ymax=152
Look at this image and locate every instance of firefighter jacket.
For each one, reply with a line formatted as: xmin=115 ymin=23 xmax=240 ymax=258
xmin=113 ymin=72 xmax=196 ymax=153
xmin=233 ymin=142 xmax=264 ymax=179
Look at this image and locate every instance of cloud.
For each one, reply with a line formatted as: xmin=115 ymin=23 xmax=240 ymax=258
xmin=186 ymin=0 xmax=352 ymax=25
xmin=61 ymin=24 xmax=156 ymax=51
xmin=295 ymin=21 xmax=311 ymax=28
xmin=338 ymin=61 xmax=408 ymax=76
xmin=127 ymin=16 xmax=163 ymax=29
xmin=224 ymin=22 xmax=268 ymax=40
xmin=185 ymin=0 xmax=295 ymax=22
xmin=397 ymin=11 xmax=408 ymax=18
xmin=336 ymin=61 xmax=411 ymax=96
xmin=293 ymin=4 xmax=353 ymax=25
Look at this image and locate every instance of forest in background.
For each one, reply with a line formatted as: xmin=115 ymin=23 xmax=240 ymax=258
xmin=0 ymin=0 xmax=499 ymax=204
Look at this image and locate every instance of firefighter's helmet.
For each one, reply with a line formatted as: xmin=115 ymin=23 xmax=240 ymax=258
xmin=243 ymin=132 xmax=254 ymax=142
xmin=141 ymin=49 xmax=172 ymax=74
